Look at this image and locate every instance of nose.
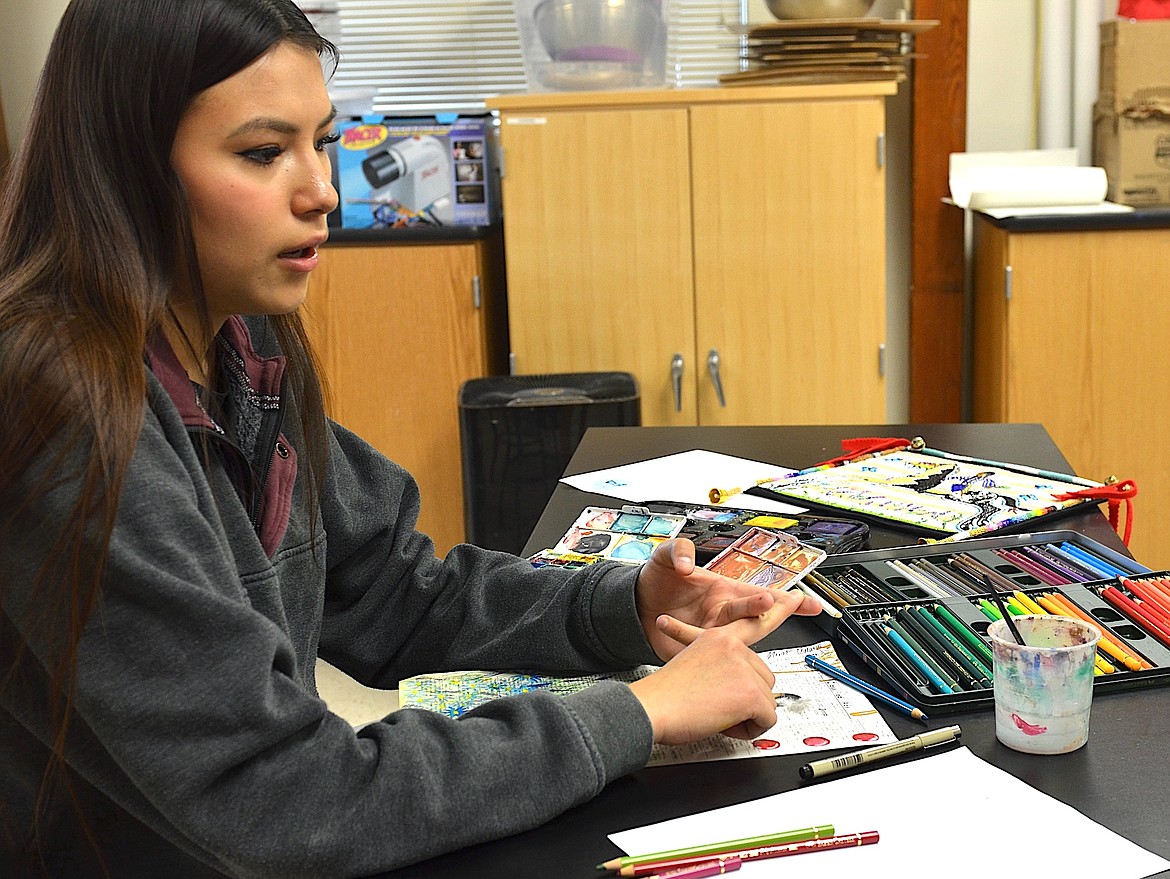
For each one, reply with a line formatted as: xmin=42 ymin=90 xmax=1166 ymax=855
xmin=293 ymin=166 xmax=339 ymax=217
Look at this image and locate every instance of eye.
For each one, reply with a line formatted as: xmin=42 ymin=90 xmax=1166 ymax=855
xmin=240 ymin=146 xmax=283 ymax=166
xmin=316 ymin=131 xmax=340 ymax=151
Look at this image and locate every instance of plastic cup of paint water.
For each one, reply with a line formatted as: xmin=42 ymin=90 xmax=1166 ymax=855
xmin=988 ymin=615 xmax=1101 ymax=755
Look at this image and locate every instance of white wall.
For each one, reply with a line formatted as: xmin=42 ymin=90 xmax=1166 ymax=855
xmin=967 ymin=0 xmax=1118 ymax=155
xmin=0 ymin=0 xmax=69 ymax=152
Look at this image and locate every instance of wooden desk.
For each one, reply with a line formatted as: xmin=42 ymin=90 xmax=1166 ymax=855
xmin=374 ymin=424 xmax=1168 ymax=878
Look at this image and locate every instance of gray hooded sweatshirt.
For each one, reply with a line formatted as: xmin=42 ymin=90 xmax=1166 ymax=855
xmin=0 ymin=316 xmax=655 ymax=878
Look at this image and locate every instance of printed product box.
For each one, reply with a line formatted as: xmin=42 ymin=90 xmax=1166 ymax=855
xmin=1098 ymin=19 xmax=1170 ymax=114
xmin=1093 ymin=99 xmax=1170 ymax=206
xmin=330 ymin=115 xmax=498 ymax=229
xmin=1094 ymin=20 xmax=1170 ymax=206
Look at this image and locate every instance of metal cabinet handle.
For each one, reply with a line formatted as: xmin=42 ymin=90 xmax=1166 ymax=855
xmin=671 ymin=353 xmax=684 ymax=412
xmin=707 ymin=349 xmax=726 ymax=407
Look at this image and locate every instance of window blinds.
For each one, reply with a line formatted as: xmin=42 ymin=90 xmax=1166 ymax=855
xmin=318 ymin=1 xmax=746 ymax=114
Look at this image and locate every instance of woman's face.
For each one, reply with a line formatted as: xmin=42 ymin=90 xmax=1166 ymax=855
xmin=170 ymin=42 xmax=338 ymax=329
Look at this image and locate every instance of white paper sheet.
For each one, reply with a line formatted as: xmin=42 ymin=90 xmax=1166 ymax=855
xmin=609 ymin=747 xmax=1170 ymax=879
xmin=647 ymin=642 xmax=896 ymax=767
xmin=949 ymin=148 xmax=1110 ymax=211
xmin=559 ymin=450 xmax=805 ymax=514
xmin=977 ymin=201 xmax=1134 ymax=218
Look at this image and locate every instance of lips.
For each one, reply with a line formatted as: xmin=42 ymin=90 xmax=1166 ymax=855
xmin=278 ymin=234 xmax=328 ymax=260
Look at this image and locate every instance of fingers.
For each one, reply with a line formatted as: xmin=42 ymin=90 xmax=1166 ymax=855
xmin=656 ymin=586 xmax=808 ymax=650
xmin=655 ymin=612 xmax=701 ymax=646
xmin=650 ymin=536 xmax=695 ymax=575
xmin=792 ymin=590 xmax=826 ymax=616
xmin=629 ymin=629 xmax=779 ymax=746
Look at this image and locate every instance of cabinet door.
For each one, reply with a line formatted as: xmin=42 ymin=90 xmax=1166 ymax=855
xmin=974 ymin=220 xmax=1170 ymax=568
xmin=497 ymin=107 xmax=698 ymax=425
xmin=689 ymin=99 xmax=887 ymax=425
xmin=306 ymin=242 xmax=491 ymax=556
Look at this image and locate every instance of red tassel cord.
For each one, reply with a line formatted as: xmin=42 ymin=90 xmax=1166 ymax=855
xmin=1054 ymin=479 xmax=1137 ymax=546
xmin=812 ymin=436 xmax=915 ymax=470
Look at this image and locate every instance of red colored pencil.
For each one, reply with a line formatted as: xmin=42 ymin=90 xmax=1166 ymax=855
xmin=1138 ymin=576 xmax=1170 ymax=605
xmin=644 ymin=858 xmax=741 ymax=879
xmin=621 ymin=832 xmax=880 ymax=877
xmin=1102 ymin=586 xmax=1170 ymax=648
xmin=1124 ymin=578 xmax=1170 ymax=618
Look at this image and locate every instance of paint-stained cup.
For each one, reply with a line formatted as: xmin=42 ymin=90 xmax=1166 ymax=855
xmin=988 ymin=615 xmax=1101 ymax=755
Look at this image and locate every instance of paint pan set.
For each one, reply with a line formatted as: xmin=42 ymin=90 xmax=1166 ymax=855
xmin=802 ymin=530 xmax=1170 ymax=712
xmin=528 ymin=507 xmax=688 ymax=569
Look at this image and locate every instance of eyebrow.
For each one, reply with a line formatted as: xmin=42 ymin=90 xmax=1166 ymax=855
xmin=228 ymin=106 xmax=338 ymax=138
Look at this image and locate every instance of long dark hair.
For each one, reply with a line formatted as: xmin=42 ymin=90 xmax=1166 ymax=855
xmin=0 ymin=0 xmax=336 ymax=867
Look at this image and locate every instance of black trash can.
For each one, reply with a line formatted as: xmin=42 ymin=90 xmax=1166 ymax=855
xmin=459 ymin=372 xmax=640 ymax=555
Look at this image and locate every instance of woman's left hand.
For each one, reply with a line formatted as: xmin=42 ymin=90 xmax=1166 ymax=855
xmin=635 ymin=537 xmax=822 ymax=661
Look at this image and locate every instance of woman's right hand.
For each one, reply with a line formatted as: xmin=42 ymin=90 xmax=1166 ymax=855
xmin=627 ymin=627 xmax=778 ymax=746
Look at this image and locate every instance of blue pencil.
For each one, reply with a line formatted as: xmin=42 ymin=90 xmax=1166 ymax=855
xmin=803 ymin=654 xmax=929 ymax=723
xmin=878 ymin=624 xmax=956 ymax=694
xmin=1057 ymin=541 xmax=1128 ymax=579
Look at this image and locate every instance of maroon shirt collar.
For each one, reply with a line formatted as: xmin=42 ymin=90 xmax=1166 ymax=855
xmin=145 ymin=315 xmax=287 ymax=431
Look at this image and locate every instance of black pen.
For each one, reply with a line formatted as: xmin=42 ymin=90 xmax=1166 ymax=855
xmin=799 ymin=725 xmax=962 ymax=780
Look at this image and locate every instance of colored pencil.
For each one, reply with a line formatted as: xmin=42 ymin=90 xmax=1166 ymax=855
xmin=1037 ymin=591 xmax=1144 ymax=672
xmin=910 ymin=605 xmax=992 ymax=684
xmin=1027 ymin=544 xmax=1096 ymax=581
xmin=803 ymin=653 xmax=928 ymax=722
xmin=644 ymin=857 xmax=741 ymax=879
xmin=1011 ymin=590 xmax=1047 ymax=616
xmin=885 ymin=559 xmax=948 ymax=599
xmin=595 ymin=825 xmax=835 ymax=872
xmin=878 ymin=622 xmax=955 ymax=694
xmin=895 ymin=608 xmax=984 ymax=690
xmin=1124 ymin=578 xmax=1170 ymax=618
xmin=997 ymin=548 xmax=1071 ymax=586
xmin=932 ymin=603 xmax=995 ymax=666
xmin=885 ymin=617 xmax=960 ymax=692
xmin=981 ymin=574 xmax=1026 ymax=645
xmin=1101 ymin=586 xmax=1170 ymax=649
xmin=1058 ymin=541 xmax=1128 ymax=578
xmin=1034 ymin=594 xmax=1113 ymax=678
xmin=622 ymin=832 xmax=880 ymax=876
xmin=805 ymin=570 xmax=852 ymax=610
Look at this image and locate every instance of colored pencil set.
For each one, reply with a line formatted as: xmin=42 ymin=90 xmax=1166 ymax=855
xmin=803 ymin=532 xmax=1170 ymax=711
xmin=596 ymin=824 xmax=879 ymax=878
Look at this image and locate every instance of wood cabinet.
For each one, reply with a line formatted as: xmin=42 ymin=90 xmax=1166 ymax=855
xmin=486 ymin=84 xmax=892 ymax=426
xmin=305 ymin=233 xmax=507 ymax=556
xmin=972 ymin=213 xmax=1170 ymax=568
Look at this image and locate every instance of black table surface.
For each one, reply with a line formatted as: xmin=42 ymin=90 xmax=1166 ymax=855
xmin=382 ymin=423 xmax=1170 ymax=878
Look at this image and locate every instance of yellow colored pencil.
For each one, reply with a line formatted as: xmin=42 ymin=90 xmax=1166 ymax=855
xmin=1042 ymin=591 xmax=1150 ymax=672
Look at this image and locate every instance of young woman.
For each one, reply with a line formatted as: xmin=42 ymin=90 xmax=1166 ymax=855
xmin=0 ymin=1 xmax=820 ymax=876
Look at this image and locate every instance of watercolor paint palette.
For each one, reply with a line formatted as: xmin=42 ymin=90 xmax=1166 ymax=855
xmin=638 ymin=500 xmax=869 ymax=562
xmin=704 ymin=526 xmax=827 ymax=590
xmin=802 ymin=530 xmax=1170 ymax=712
xmin=535 ymin=507 xmax=688 ymax=566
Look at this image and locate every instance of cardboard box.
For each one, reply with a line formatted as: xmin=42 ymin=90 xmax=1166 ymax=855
xmin=1098 ymin=19 xmax=1170 ymax=113
xmin=1093 ymin=97 xmax=1170 ymax=206
xmin=1095 ymin=20 xmax=1170 ymax=206
xmin=329 ymin=115 xmax=498 ymax=230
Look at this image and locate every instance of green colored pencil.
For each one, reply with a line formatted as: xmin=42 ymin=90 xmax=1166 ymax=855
xmin=596 ymin=824 xmax=835 ymax=872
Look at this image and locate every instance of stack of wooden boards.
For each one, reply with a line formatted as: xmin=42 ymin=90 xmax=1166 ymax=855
xmin=720 ymin=17 xmax=938 ymax=87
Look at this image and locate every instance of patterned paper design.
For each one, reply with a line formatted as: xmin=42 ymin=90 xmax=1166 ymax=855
xmin=399 ymin=642 xmax=897 ymax=766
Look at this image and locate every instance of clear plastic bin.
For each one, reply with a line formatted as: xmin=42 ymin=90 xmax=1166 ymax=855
xmin=515 ymin=0 xmax=670 ymax=91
